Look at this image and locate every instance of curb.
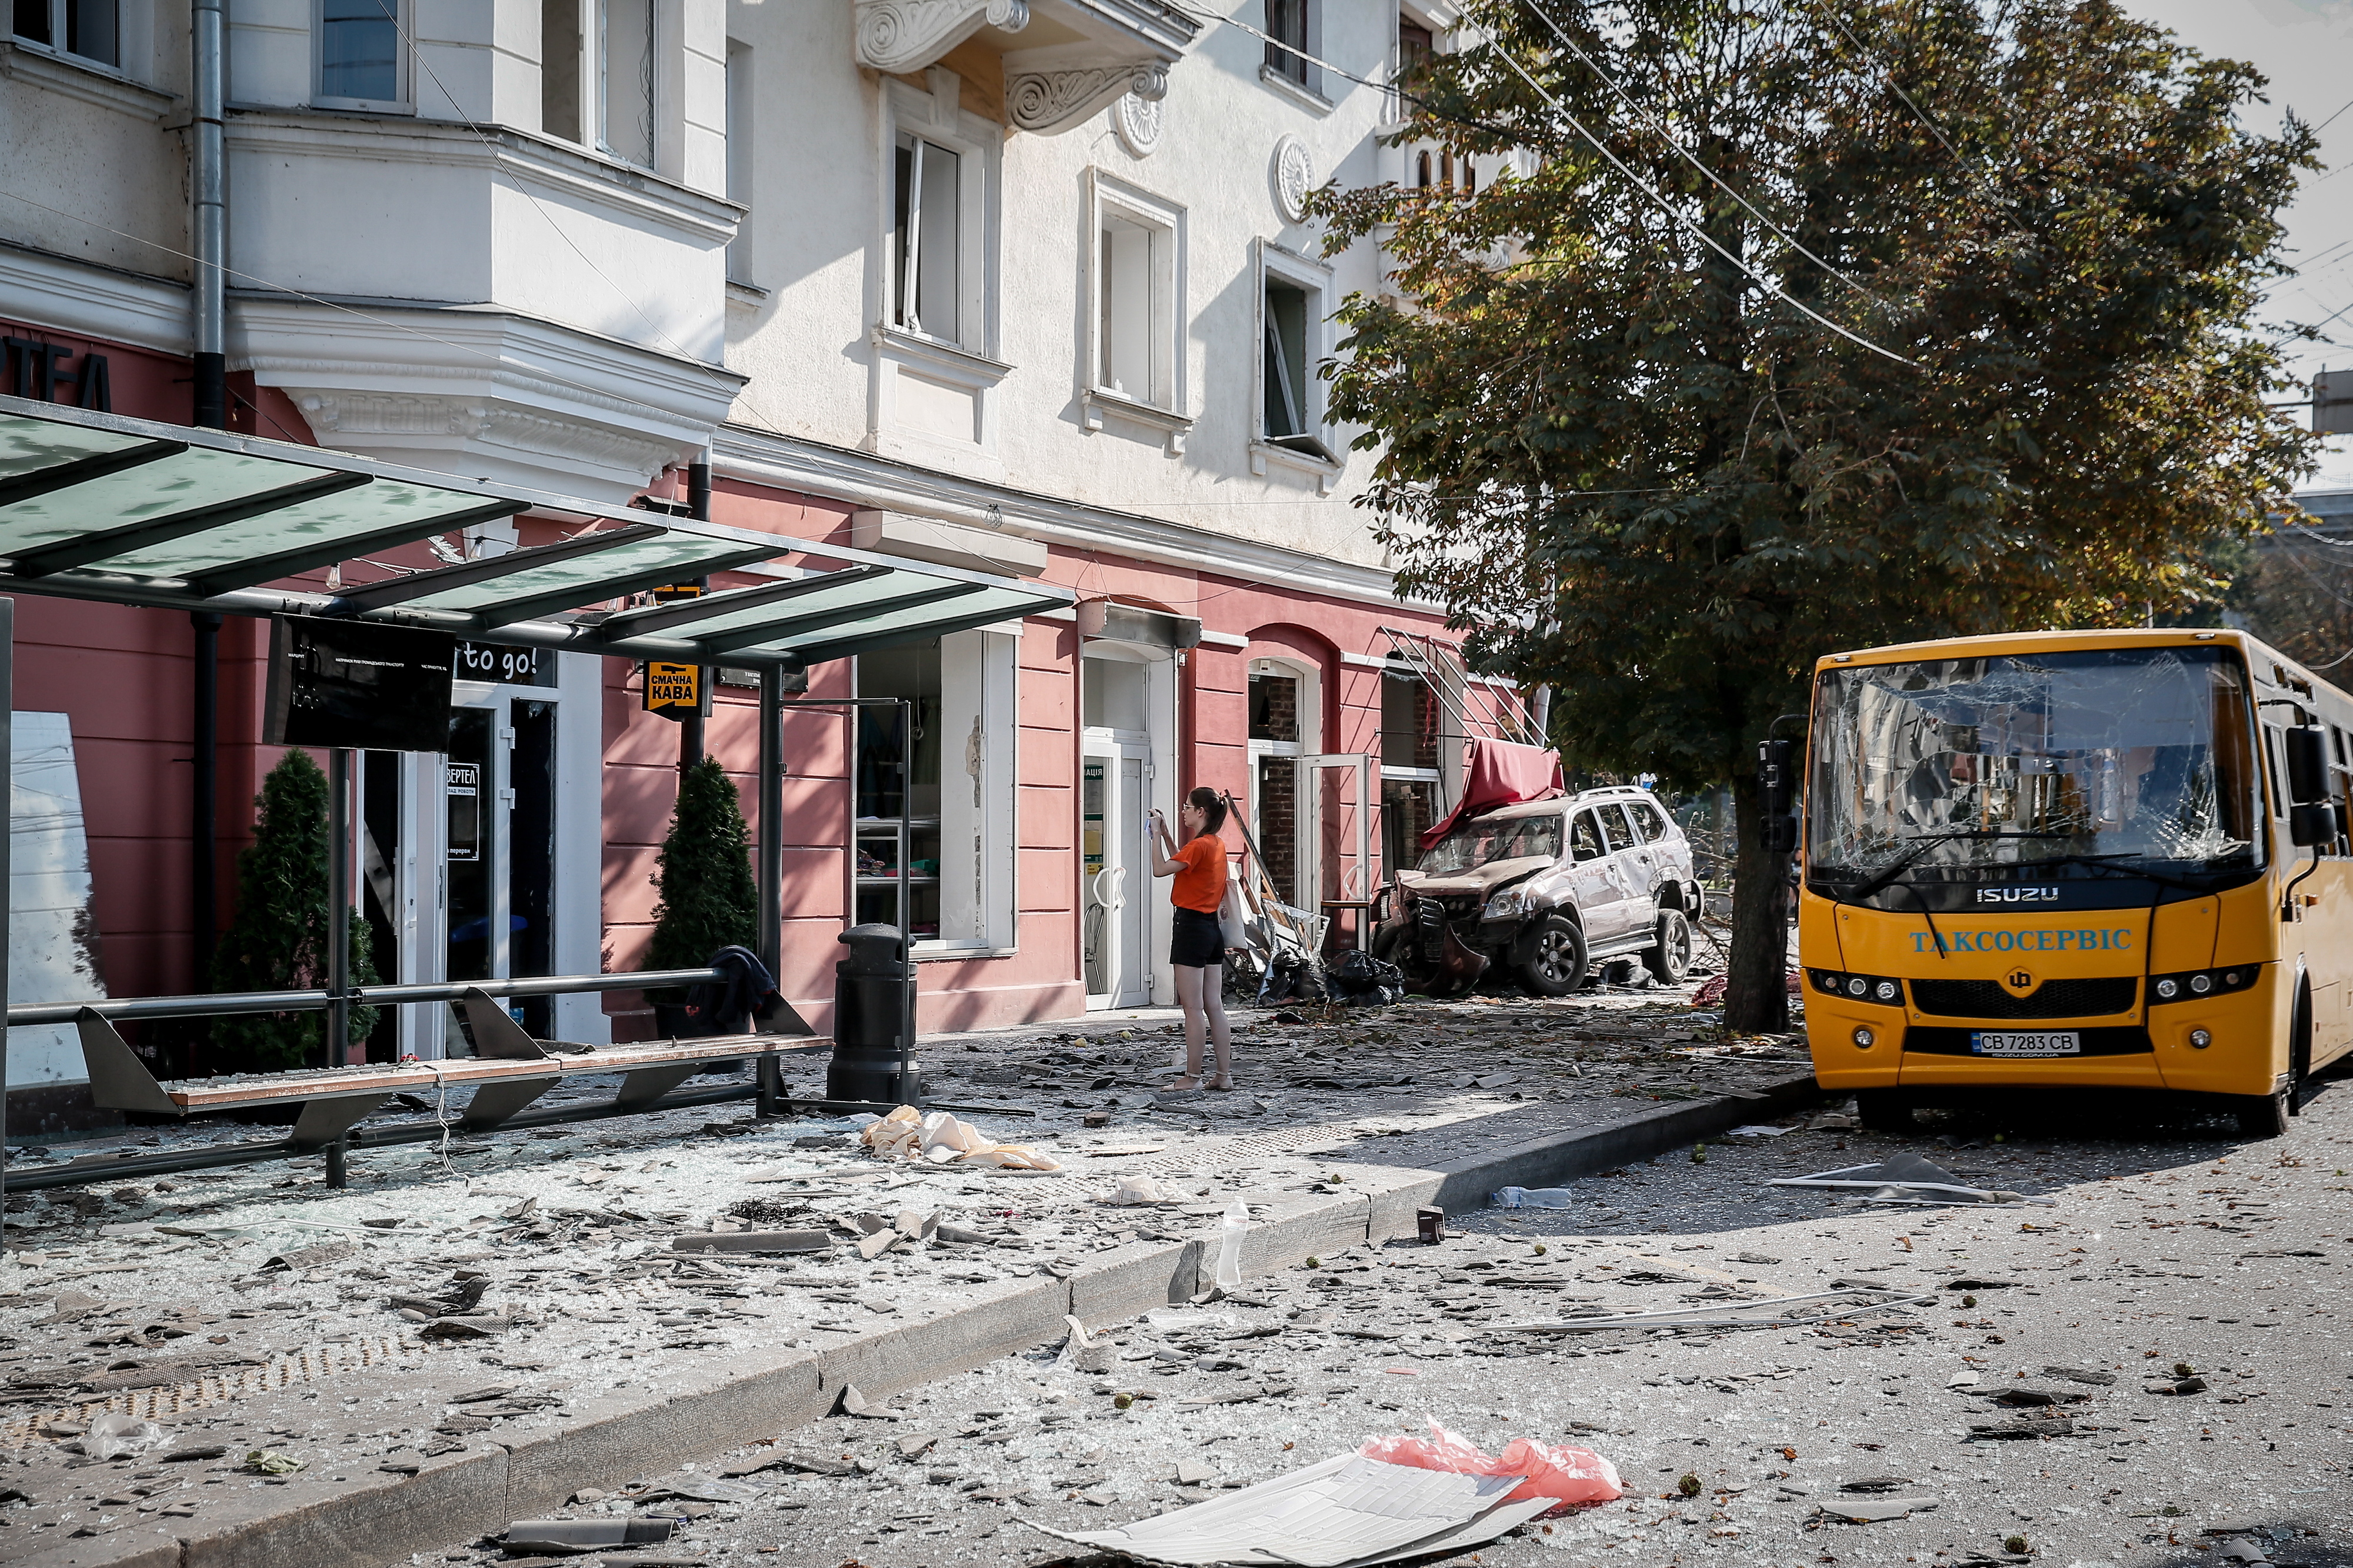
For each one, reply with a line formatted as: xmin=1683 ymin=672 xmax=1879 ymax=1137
xmin=20 ymin=1075 xmax=1819 ymax=1568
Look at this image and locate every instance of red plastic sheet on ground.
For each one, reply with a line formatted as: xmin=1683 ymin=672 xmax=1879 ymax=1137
xmin=1416 ymin=740 xmax=1565 ymax=850
xmin=1357 ymin=1420 xmax=1622 ymax=1514
xmin=1691 ymin=968 xmax=1799 ymax=1008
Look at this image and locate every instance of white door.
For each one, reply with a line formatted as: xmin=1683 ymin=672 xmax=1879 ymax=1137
xmin=1082 ymin=741 xmax=1151 ymax=1009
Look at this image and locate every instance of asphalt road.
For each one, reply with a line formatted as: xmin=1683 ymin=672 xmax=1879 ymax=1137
xmin=433 ymin=1078 xmax=2353 ymax=1568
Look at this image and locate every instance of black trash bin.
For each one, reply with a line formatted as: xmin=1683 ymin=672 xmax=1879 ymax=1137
xmin=828 ymin=922 xmax=920 ymax=1106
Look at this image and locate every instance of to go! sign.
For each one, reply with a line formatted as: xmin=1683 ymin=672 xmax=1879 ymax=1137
xmin=644 ymin=661 xmax=706 ymax=722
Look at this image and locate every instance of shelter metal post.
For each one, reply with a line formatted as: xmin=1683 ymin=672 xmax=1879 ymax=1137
xmin=681 ymin=461 xmax=712 ymax=772
xmin=0 ymin=599 xmax=12 ymax=1253
xmin=897 ymin=696 xmax=913 ymax=1098
xmin=325 ymin=748 xmax=351 ymax=1186
xmin=755 ymin=666 xmax=784 ymax=1116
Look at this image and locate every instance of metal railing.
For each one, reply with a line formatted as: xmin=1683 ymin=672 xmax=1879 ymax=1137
xmin=5 ymin=967 xmax=722 ymax=1028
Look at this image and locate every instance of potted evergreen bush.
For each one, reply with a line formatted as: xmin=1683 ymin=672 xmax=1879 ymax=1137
xmin=210 ymin=750 xmax=380 ymax=1073
xmin=645 ymin=755 xmax=759 ymax=1034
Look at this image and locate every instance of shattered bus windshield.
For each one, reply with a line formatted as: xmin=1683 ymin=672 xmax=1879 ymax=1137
xmin=1418 ymin=812 xmax=1562 ymax=875
xmin=1808 ymin=646 xmax=2264 ymax=881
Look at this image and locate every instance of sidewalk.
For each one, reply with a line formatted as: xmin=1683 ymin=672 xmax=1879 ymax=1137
xmin=0 ymin=986 xmax=1817 ymax=1567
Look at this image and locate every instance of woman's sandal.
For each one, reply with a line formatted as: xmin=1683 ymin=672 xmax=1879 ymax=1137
xmin=1207 ymin=1075 xmax=1237 ymax=1092
xmin=1164 ymin=1076 xmax=1204 ymax=1093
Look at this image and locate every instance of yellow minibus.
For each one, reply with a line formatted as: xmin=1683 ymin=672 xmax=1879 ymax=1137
xmin=1792 ymin=629 xmax=2351 ymax=1139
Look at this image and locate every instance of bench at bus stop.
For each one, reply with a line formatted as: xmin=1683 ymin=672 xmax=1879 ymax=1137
xmin=65 ymin=986 xmax=831 ymax=1174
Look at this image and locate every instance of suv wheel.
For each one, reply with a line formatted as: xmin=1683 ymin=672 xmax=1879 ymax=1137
xmin=1644 ymin=909 xmax=1694 ymax=985
xmin=1516 ymin=914 xmax=1588 ymax=997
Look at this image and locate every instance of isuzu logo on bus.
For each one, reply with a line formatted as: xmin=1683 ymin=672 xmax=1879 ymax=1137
xmin=1974 ymin=885 xmax=2060 ymax=903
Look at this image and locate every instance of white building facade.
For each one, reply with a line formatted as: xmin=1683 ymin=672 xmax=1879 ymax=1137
xmin=1 ymin=0 xmax=1528 ymax=1092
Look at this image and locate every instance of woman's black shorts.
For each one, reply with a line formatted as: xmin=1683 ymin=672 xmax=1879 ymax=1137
xmin=1169 ymin=906 xmax=1224 ymax=968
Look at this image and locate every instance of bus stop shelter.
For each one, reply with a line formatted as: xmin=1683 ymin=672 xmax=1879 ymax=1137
xmin=0 ymin=391 xmax=1072 ymax=1197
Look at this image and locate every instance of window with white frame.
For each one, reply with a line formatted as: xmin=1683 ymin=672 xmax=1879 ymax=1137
xmin=316 ymin=0 xmax=404 ymax=108
xmin=598 ymin=0 xmax=655 ymax=167
xmin=1263 ymin=0 xmax=1311 ymax=91
xmin=893 ymin=134 xmax=964 ymax=344
xmin=1091 ymin=178 xmax=1181 ymax=412
xmin=853 ymin=631 xmax=1018 ymax=950
xmin=1258 ymin=242 xmax=1335 ymax=462
xmin=13 ymin=0 xmax=118 ymax=67
xmin=725 ymin=41 xmax=752 ymax=283
xmin=541 ymin=0 xmax=582 ymax=141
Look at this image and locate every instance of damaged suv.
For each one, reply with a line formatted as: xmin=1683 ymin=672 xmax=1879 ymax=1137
xmin=1372 ymin=788 xmax=1701 ymax=996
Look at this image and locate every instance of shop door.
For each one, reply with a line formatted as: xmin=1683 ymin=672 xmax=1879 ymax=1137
xmin=1082 ymin=742 xmax=1151 ymax=1009
xmin=444 ymin=695 xmax=559 ymax=1043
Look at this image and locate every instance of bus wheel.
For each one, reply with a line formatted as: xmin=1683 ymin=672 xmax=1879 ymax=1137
xmin=1644 ymin=909 xmax=1694 ymax=985
xmin=1855 ymin=1089 xmax=1912 ymax=1133
xmin=2234 ymin=1091 xmax=2291 ymax=1141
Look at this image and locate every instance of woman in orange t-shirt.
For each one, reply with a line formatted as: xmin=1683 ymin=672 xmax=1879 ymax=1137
xmin=1149 ymin=786 xmax=1235 ymax=1091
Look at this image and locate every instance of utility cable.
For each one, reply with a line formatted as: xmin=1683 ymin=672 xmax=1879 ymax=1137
xmin=1185 ymin=0 xmax=1919 ymax=366
xmin=1522 ymin=0 xmax=1898 ymax=312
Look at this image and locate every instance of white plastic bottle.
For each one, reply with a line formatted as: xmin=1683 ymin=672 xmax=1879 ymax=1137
xmin=1214 ymin=1196 xmax=1249 ymax=1290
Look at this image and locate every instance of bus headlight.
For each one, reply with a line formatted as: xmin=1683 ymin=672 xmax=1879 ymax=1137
xmin=1852 ymin=1026 xmax=1875 ymax=1049
xmin=2148 ymin=967 xmax=2260 ymax=1005
xmin=2188 ymin=1029 xmax=2212 ymax=1049
xmin=1809 ymin=970 xmax=1903 ymax=1006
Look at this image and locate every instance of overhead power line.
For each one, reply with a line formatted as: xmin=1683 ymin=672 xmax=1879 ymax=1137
xmin=1522 ymin=0 xmax=1898 ymax=313
xmin=1176 ymin=1 xmax=1921 ymax=369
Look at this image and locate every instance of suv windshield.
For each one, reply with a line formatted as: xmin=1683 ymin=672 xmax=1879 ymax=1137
xmin=1418 ymin=813 xmax=1563 ymax=875
xmin=1809 ymin=646 xmax=2264 ymax=882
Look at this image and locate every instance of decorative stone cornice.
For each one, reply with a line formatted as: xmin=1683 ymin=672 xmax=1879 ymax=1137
xmin=854 ymin=0 xmax=1029 ymax=75
xmin=1006 ymin=57 xmax=1166 ymax=135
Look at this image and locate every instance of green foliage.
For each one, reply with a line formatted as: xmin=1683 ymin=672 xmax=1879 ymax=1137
xmin=646 ymin=756 xmax=759 ymax=992
xmin=1311 ymin=0 xmax=2318 ymax=1023
xmin=210 ymin=750 xmax=379 ymax=1072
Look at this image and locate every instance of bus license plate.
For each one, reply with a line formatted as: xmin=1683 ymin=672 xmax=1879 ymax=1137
xmin=1970 ymin=1031 xmax=2081 ymax=1057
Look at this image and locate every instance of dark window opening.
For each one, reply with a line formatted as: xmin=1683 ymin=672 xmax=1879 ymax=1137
xmin=1264 ymin=0 xmax=1308 ymax=85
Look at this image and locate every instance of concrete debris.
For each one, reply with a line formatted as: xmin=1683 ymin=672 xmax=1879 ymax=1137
xmin=2147 ymin=1375 xmax=2207 ymax=1395
xmin=244 ymin=1449 xmax=305 ymax=1474
xmin=670 ymin=1229 xmax=831 ymax=1255
xmin=2038 ymin=1365 xmax=2117 ymax=1386
xmin=503 ymin=1517 xmax=676 ymax=1554
xmin=1489 ymin=1187 xmax=1577 ymax=1209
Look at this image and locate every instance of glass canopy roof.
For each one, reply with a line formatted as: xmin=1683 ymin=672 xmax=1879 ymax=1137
xmin=0 ymin=396 xmax=1070 ymax=668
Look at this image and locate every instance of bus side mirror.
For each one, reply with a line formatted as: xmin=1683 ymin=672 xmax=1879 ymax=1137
xmin=1758 ymin=737 xmax=1799 ymax=856
xmin=2291 ymin=801 xmax=2339 ymax=848
xmin=2285 ymin=726 xmax=2331 ymax=806
xmin=1758 ymin=738 xmax=1796 ymax=817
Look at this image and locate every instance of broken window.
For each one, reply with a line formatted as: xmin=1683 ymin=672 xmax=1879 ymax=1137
xmin=1808 ymin=646 xmax=2266 ymax=878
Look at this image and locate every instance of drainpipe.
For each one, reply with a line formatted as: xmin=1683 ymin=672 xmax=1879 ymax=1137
xmin=191 ymin=0 xmax=226 ymax=429
xmin=190 ymin=3 xmax=227 ymax=1023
